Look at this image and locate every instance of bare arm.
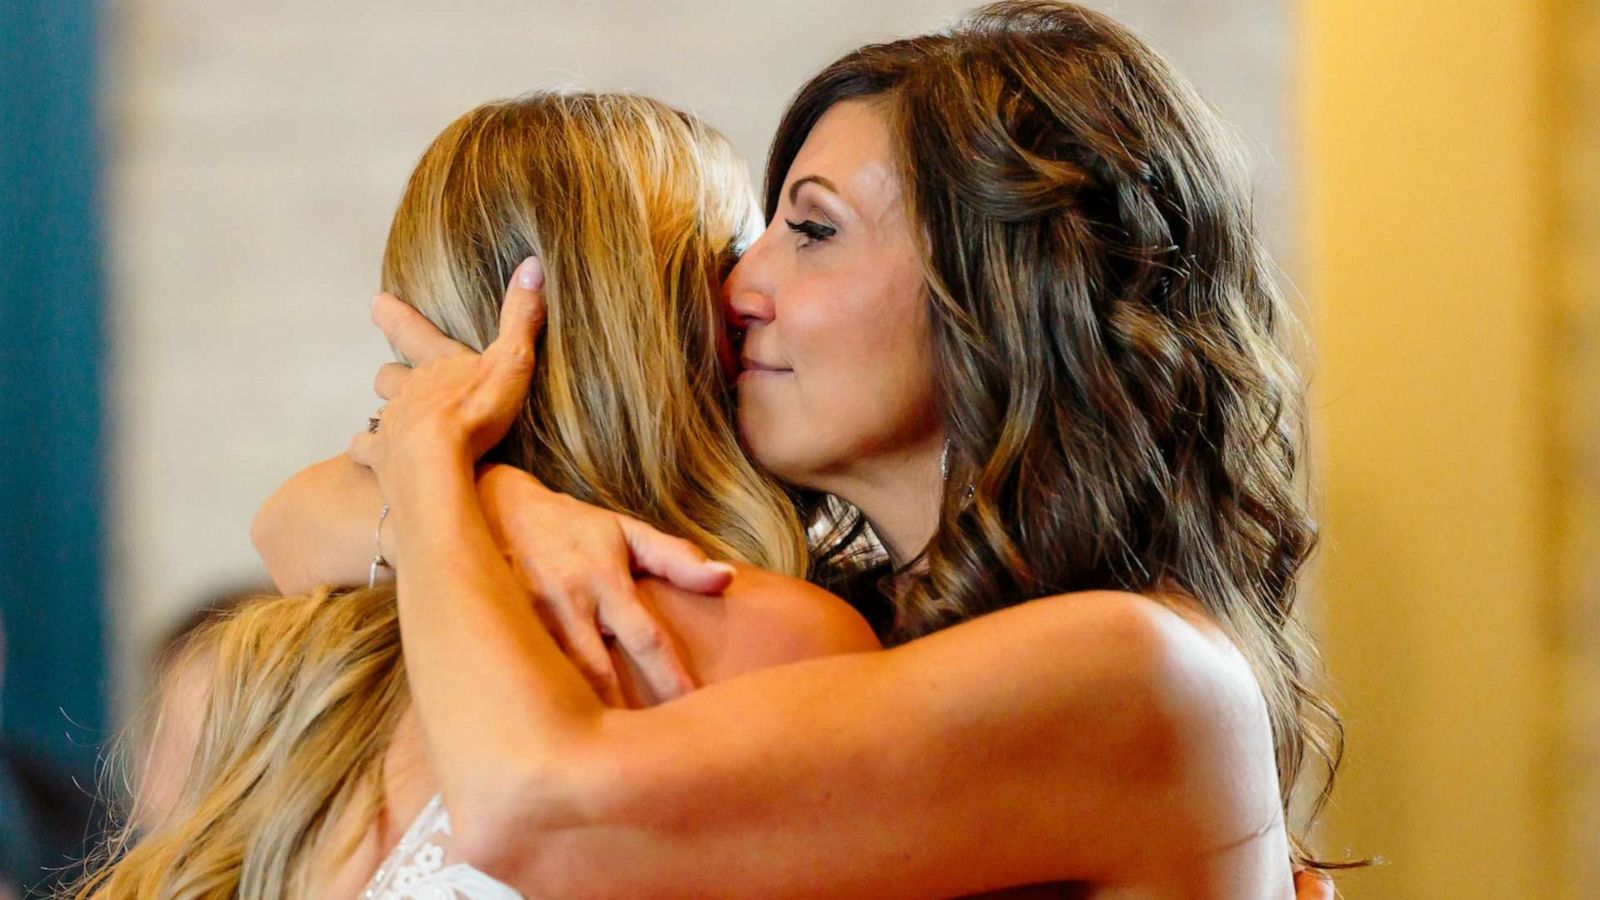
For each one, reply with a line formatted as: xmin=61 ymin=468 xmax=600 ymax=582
xmin=351 ymin=261 xmax=1293 ymax=897
xmin=254 ymin=279 xmax=732 ymax=701
xmin=633 ymin=565 xmax=882 ymax=688
xmin=374 ymin=441 xmax=1282 ymax=898
xmin=251 ymin=453 xmax=385 ymax=595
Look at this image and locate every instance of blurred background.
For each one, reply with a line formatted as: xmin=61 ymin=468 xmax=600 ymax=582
xmin=0 ymin=0 xmax=1594 ymax=896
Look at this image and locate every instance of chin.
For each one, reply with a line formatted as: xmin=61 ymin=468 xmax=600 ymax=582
xmin=736 ymin=409 xmax=812 ymax=487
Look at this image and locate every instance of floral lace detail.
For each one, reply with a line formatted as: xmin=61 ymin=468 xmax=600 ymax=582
xmin=362 ymin=794 xmax=524 ymax=900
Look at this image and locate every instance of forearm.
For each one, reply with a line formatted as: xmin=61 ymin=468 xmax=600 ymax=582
xmin=386 ymin=445 xmax=607 ymax=847
xmin=440 ymin=593 xmax=1203 ymax=897
xmin=387 ymin=458 xmax=1185 ymax=896
xmin=251 ymin=453 xmax=386 ymax=594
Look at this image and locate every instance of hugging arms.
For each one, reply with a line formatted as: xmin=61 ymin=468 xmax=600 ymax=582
xmin=266 ymin=5 xmax=1342 ymax=893
xmin=101 ymin=3 xmax=1344 ymax=897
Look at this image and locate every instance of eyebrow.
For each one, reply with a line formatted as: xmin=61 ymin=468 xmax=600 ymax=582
xmin=787 ymin=174 xmax=841 ymax=206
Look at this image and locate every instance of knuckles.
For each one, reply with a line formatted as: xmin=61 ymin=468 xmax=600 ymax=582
xmin=615 ymin=622 xmax=665 ymax=656
xmin=570 ymin=653 xmax=618 ymax=690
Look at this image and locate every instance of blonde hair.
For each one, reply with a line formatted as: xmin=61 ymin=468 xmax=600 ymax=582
xmin=75 ymin=91 xmax=807 ymax=898
xmin=80 ymin=588 xmax=406 ymax=899
xmin=387 ymin=92 xmax=806 ymax=572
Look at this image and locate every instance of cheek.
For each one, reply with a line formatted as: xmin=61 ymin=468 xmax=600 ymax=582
xmin=790 ymin=261 xmax=923 ymax=359
xmin=787 ymin=270 xmax=938 ymax=442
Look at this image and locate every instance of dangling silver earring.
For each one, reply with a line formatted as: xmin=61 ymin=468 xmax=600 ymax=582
xmin=941 ymin=438 xmax=976 ymax=505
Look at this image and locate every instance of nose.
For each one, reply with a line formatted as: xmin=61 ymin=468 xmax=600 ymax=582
xmin=724 ymin=225 xmax=778 ymax=331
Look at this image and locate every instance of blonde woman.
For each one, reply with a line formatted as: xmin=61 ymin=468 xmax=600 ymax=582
xmin=77 ymin=92 xmax=880 ymax=898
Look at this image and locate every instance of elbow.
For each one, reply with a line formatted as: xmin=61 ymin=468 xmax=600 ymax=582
xmin=447 ymin=764 xmax=560 ymax=877
xmin=445 ymin=732 xmax=626 ymax=893
xmin=446 ymin=786 xmax=544 ymax=886
xmin=248 ymin=491 xmax=277 ymax=561
xmin=250 ymin=492 xmax=285 ymax=577
xmin=250 ymin=488 xmax=305 ymax=595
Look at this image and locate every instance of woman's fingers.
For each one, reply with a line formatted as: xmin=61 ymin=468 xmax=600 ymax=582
xmin=354 ymin=260 xmax=547 ymax=469
xmin=596 ymin=576 xmax=697 ymax=702
xmin=475 ymin=258 xmax=548 ymax=417
xmin=371 ymin=292 xmax=473 ymax=365
xmin=495 ymin=257 xmax=547 ymax=352
xmin=474 ymin=464 xmax=700 ymax=704
xmin=617 ymin=516 xmax=736 ymax=595
xmin=347 ymin=431 xmax=376 ymax=468
xmin=532 ymin=584 xmax=626 ymax=708
xmin=374 ymin=363 xmax=411 ymax=400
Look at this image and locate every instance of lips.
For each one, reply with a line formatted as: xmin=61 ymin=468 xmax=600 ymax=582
xmin=738 ymin=355 xmax=791 ymax=374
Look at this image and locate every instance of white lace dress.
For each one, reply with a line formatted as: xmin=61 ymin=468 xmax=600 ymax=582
xmin=361 ymin=794 xmax=523 ymax=900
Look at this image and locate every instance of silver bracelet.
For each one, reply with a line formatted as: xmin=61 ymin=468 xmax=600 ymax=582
xmin=368 ymin=503 xmax=392 ymax=588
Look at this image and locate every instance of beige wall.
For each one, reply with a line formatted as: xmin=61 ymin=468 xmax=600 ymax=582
xmin=1304 ymin=0 xmax=1587 ymax=896
xmin=106 ymin=0 xmax=1293 ymax=686
xmin=105 ymin=0 xmax=987 ymax=683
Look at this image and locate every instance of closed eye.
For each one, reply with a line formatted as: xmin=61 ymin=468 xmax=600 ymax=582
xmin=784 ymin=218 xmax=837 ymax=247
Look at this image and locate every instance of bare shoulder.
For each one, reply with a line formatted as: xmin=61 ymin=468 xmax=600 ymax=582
xmin=638 ymin=564 xmax=881 ymax=685
xmin=945 ymin=589 xmax=1266 ymax=722
xmin=903 ymin=590 xmax=1281 ymax=830
xmin=953 ymin=589 xmax=1292 ymax=851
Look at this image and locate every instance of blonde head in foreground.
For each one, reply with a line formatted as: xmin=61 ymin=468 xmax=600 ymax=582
xmin=76 ymin=91 xmax=808 ymax=899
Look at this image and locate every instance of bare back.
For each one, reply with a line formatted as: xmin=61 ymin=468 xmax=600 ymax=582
xmin=312 ymin=565 xmax=881 ymax=897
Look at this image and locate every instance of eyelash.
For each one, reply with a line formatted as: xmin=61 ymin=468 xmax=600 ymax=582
xmin=784 ymin=218 xmax=837 ymax=247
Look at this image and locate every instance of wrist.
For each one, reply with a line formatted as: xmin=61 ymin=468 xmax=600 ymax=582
xmin=382 ymin=440 xmax=476 ymax=516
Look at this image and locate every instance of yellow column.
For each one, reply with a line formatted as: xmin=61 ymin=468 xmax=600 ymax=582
xmin=1302 ymin=1 xmax=1562 ymax=897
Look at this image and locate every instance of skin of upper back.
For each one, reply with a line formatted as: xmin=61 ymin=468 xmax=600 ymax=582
xmin=311 ymin=563 xmax=882 ymax=897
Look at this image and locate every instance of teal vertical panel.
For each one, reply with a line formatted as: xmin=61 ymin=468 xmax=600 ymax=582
xmin=0 ymin=0 xmax=108 ymax=781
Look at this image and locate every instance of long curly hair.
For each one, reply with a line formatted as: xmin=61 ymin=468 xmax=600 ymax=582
xmin=771 ymin=0 xmax=1344 ymax=870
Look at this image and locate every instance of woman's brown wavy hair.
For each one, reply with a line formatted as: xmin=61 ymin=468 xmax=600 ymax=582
xmin=770 ymin=0 xmax=1346 ymax=870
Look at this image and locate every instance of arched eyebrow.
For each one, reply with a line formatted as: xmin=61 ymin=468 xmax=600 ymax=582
xmin=787 ymin=175 xmax=841 ymax=206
